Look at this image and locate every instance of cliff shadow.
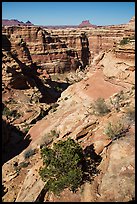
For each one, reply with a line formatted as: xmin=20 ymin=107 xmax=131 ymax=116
xmin=5 ymin=52 xmax=71 ymax=104
xmin=2 ymin=35 xmax=11 ymax=51
xmin=80 ymin=33 xmax=91 ymax=68
xmin=2 ymin=118 xmax=32 ymax=165
xmin=19 ymin=39 xmax=33 ymax=62
xmin=82 ymin=144 xmax=102 ymax=182
xmin=38 ymin=79 xmax=70 ymax=103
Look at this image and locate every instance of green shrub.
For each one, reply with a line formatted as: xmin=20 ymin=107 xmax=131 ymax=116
xmin=50 ymin=103 xmax=59 ymax=113
xmin=120 ymin=38 xmax=129 ymax=45
xmin=2 ymin=106 xmax=11 ymax=116
xmin=104 ymin=120 xmax=128 ymax=141
xmin=125 ymin=106 xmax=135 ymax=123
xmin=40 ymin=130 xmax=59 ymax=148
xmin=23 ymin=126 xmax=30 ymax=134
xmin=2 ymin=106 xmax=21 ymax=118
xmin=64 ymin=97 xmax=68 ymax=100
xmin=131 ymin=85 xmax=135 ymax=90
xmin=50 ymin=130 xmax=59 ymax=138
xmin=92 ymin=98 xmax=110 ymax=116
xmin=55 ymin=86 xmax=63 ymax=92
xmin=19 ymin=161 xmax=30 ymax=168
xmin=39 ymin=138 xmax=84 ymax=195
xmin=24 ymin=148 xmax=36 ymax=159
xmin=110 ymin=91 xmax=124 ymax=112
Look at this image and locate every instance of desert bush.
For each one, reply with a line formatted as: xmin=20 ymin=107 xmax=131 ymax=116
xmin=23 ymin=126 xmax=30 ymax=134
xmin=40 ymin=136 xmax=53 ymax=148
xmin=24 ymin=148 xmax=36 ymax=159
xmin=110 ymin=90 xmax=124 ymax=112
xmin=120 ymin=38 xmax=129 ymax=45
xmin=50 ymin=130 xmax=59 ymax=138
xmin=131 ymin=85 xmax=135 ymax=90
xmin=39 ymin=138 xmax=84 ymax=195
xmin=64 ymin=97 xmax=68 ymax=100
xmin=2 ymin=106 xmax=21 ymax=118
xmin=125 ymin=106 xmax=135 ymax=123
xmin=104 ymin=120 xmax=129 ymax=141
xmin=19 ymin=161 xmax=30 ymax=168
xmin=40 ymin=130 xmax=59 ymax=148
xmin=55 ymin=86 xmax=63 ymax=92
xmin=2 ymin=106 xmax=11 ymax=116
xmin=50 ymin=103 xmax=59 ymax=113
xmin=92 ymin=97 xmax=110 ymax=116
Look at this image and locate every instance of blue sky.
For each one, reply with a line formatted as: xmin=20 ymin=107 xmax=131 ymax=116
xmin=2 ymin=2 xmax=135 ymax=26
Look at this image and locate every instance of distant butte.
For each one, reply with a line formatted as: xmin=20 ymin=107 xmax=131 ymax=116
xmin=78 ymin=20 xmax=97 ymax=28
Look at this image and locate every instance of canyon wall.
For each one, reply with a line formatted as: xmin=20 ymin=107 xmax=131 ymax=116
xmin=2 ymin=17 xmax=135 ymax=74
xmin=2 ymin=27 xmax=84 ymax=73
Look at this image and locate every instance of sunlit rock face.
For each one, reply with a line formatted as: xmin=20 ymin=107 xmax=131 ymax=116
xmin=2 ymin=26 xmax=86 ymax=73
xmin=2 ymin=16 xmax=134 ymax=73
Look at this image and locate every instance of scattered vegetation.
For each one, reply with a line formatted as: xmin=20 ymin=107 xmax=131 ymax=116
xmin=23 ymin=148 xmax=36 ymax=159
xmin=104 ymin=120 xmax=129 ymax=141
xmin=91 ymin=97 xmax=110 ymax=116
xmin=13 ymin=161 xmax=30 ymax=173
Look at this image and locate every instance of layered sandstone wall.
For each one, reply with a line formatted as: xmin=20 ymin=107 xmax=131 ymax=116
xmin=2 ymin=16 xmax=135 ymax=73
xmin=44 ymin=21 xmax=135 ymax=60
xmin=2 ymin=26 xmax=84 ymax=73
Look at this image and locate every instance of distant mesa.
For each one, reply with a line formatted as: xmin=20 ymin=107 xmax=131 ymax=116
xmin=2 ymin=19 xmax=34 ymax=26
xmin=78 ymin=20 xmax=97 ymax=28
